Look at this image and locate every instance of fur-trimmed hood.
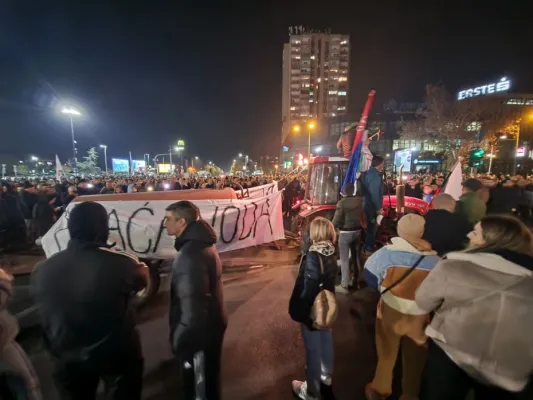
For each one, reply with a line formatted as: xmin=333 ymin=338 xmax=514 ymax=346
xmin=309 ymin=241 xmax=335 ymax=256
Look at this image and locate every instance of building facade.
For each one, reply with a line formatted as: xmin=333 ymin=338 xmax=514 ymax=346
xmin=281 ymin=28 xmax=350 ymax=152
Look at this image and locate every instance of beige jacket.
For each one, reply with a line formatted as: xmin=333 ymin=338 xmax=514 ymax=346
xmin=416 ymin=251 xmax=533 ymax=391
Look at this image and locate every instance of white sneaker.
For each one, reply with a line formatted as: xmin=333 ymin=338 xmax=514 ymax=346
xmin=291 ymin=380 xmax=319 ymax=400
xmin=320 ymin=374 xmax=332 ymax=386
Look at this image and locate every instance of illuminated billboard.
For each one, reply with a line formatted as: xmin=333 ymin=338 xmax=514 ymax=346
xmin=112 ymin=158 xmax=130 ymax=173
xmin=157 ymin=163 xmax=175 ymax=174
xmin=132 ymin=160 xmax=146 ymax=171
xmin=394 ymin=149 xmax=412 ymax=172
xmin=457 ymin=77 xmax=511 ymax=100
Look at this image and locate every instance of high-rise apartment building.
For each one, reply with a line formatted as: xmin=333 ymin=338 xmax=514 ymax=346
xmin=281 ymin=28 xmax=350 ymax=149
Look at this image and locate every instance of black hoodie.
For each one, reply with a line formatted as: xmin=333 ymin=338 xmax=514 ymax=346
xmin=32 ymin=202 xmax=147 ymax=361
xmin=169 ymin=220 xmax=228 ymax=357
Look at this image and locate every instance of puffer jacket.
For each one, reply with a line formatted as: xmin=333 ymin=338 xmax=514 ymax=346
xmin=0 ymin=276 xmax=18 ymax=350
xmin=332 ymin=195 xmax=363 ymax=231
xmin=364 ymin=237 xmax=440 ymax=344
xmin=169 ymin=220 xmax=227 ymax=357
xmin=289 ymin=242 xmax=337 ymax=330
xmin=416 ymin=250 xmax=533 ymax=392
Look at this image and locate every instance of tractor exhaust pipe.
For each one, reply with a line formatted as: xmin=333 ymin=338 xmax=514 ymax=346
xmin=396 ymin=164 xmax=405 ymax=218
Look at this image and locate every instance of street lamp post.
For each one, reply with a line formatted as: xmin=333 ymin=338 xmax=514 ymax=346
xmin=100 ymin=144 xmax=108 ymax=174
xmin=292 ymin=121 xmax=316 ymax=160
xmin=488 ymin=144 xmax=495 ymax=174
xmin=61 ymin=107 xmax=81 ymax=171
xmin=514 ymin=128 xmax=520 ymax=175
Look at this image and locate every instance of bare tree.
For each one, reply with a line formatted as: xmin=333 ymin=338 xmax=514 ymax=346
xmin=398 ymin=84 xmax=521 ymax=168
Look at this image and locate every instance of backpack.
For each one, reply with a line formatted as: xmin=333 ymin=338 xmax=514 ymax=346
xmin=310 ymin=254 xmax=338 ymax=329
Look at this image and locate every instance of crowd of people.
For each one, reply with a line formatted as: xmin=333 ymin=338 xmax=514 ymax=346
xmin=1 ymin=161 xmax=533 ymax=399
xmin=289 ymin=156 xmax=532 ymax=399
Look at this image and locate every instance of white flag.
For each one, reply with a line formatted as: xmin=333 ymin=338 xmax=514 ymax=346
xmin=444 ymin=161 xmax=463 ymax=200
xmin=55 ymin=155 xmax=64 ymax=181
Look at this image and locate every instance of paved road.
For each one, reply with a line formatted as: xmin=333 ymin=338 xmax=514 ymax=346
xmin=17 ymin=263 xmax=391 ymax=400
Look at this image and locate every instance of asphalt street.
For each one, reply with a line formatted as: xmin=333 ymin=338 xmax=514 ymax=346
xmin=15 ymin=260 xmax=396 ymax=400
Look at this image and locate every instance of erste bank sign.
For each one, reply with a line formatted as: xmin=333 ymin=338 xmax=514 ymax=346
xmin=457 ymin=77 xmax=511 ymax=101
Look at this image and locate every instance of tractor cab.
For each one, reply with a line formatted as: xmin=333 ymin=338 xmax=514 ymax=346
xmin=296 ymin=156 xmax=349 ymax=221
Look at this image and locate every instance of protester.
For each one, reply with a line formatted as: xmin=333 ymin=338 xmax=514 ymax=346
xmin=289 ymin=217 xmax=337 ymax=400
xmin=32 ymin=185 xmax=55 ymax=239
xmin=165 ymin=201 xmax=227 ymax=400
xmin=363 ymin=214 xmax=440 ymax=400
xmin=423 ymin=194 xmax=471 ymax=256
xmin=332 ymin=182 xmax=363 ymax=292
xmin=405 ymin=179 xmax=423 ymax=199
xmin=31 ymin=201 xmax=148 ymax=400
xmin=0 ymin=268 xmax=42 ymax=400
xmin=421 ymin=184 xmax=434 ymax=203
xmin=416 ymin=214 xmax=533 ymax=399
xmin=455 ymin=178 xmax=486 ymax=225
xmin=362 ymin=156 xmax=384 ymax=254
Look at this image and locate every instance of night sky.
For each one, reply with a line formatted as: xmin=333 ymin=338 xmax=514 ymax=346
xmin=1 ymin=1 xmax=532 ymax=169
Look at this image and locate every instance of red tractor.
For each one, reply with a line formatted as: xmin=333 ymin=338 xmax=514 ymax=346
xmin=291 ymin=155 xmax=429 ymax=249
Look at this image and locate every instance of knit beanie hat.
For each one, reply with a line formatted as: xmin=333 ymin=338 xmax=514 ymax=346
xmin=68 ymin=201 xmax=109 ymax=245
xmin=397 ymin=214 xmax=429 ymax=250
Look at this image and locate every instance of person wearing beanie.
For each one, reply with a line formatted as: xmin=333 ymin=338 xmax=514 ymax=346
xmin=31 ymin=201 xmax=149 ymax=400
xmin=363 ymin=214 xmax=440 ymax=400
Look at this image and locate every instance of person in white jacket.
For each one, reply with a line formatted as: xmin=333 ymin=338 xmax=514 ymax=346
xmin=416 ymin=214 xmax=533 ymax=400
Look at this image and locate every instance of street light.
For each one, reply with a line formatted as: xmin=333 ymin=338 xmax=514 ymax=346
xmin=238 ymin=153 xmax=243 ymax=157
xmin=293 ymin=121 xmax=316 ymax=159
xmin=100 ymin=144 xmax=108 ymax=174
xmin=61 ymin=106 xmax=81 ymax=170
xmin=31 ymin=156 xmax=38 ymax=161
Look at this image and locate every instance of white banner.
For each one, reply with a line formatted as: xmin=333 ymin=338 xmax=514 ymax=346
xmin=235 ymin=181 xmax=278 ymax=199
xmin=42 ymin=191 xmax=285 ymax=259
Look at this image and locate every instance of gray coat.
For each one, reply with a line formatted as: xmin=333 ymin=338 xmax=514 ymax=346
xmin=416 ymin=251 xmax=533 ymax=392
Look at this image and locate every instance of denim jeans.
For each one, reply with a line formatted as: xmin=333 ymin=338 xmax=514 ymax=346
xmin=300 ymin=324 xmax=334 ymax=396
xmin=364 ymin=211 xmax=376 ymax=252
xmin=338 ymin=230 xmax=361 ymax=288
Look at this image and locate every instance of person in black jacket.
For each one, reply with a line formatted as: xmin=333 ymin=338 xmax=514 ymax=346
xmin=423 ymin=194 xmax=471 ymax=256
xmin=289 ymin=217 xmax=337 ymax=400
xmin=165 ymin=201 xmax=227 ymax=400
xmin=332 ymin=182 xmax=363 ymax=292
xmin=31 ymin=201 xmax=148 ymax=400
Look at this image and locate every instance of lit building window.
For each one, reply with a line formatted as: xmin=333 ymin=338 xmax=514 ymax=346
xmin=309 ymin=99 xmax=313 ymax=102
xmin=290 ymin=106 xmax=296 ymax=110
xmin=338 ymin=77 xmax=347 ymax=82
xmin=337 ymin=106 xmax=346 ymax=111
xmin=329 ymin=90 xmax=338 ymax=95
xmin=466 ymin=122 xmax=481 ymax=131
xmin=310 ymin=55 xmax=315 ymax=60
xmin=340 ymin=40 xmax=348 ymax=44
xmin=338 ymin=91 xmax=347 ymax=96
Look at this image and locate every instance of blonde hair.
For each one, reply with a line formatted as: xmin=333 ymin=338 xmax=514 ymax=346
xmin=467 ymin=214 xmax=533 ymax=255
xmin=309 ymin=217 xmax=336 ymax=243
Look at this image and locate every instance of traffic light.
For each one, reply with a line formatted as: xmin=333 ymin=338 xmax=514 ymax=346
xmin=469 ymin=148 xmax=485 ymax=167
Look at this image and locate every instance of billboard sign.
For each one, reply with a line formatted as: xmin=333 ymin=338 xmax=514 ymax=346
xmin=112 ymin=158 xmax=130 ymax=173
xmin=157 ymin=163 xmax=174 ymax=174
xmin=516 ymin=146 xmax=526 ymax=157
xmin=394 ymin=149 xmax=412 ymax=172
xmin=457 ymin=77 xmax=511 ymax=100
xmin=132 ymin=160 xmax=146 ymax=171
